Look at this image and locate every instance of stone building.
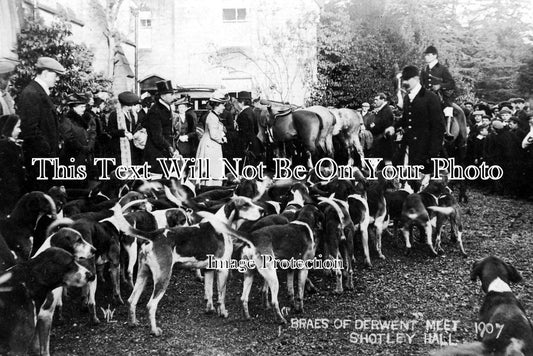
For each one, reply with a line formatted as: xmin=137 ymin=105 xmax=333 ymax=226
xmin=2 ymin=0 xmax=321 ymax=104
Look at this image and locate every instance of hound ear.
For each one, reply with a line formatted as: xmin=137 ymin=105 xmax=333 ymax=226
xmin=470 ymin=260 xmax=482 ymax=282
xmin=505 ymin=262 xmax=523 ymax=284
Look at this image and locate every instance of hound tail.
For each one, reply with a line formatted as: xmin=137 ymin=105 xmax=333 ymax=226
xmin=45 ymin=218 xmax=75 ymax=237
xmin=196 ymin=211 xmax=255 ymax=248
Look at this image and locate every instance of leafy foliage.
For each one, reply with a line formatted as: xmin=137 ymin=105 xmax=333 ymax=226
xmin=311 ymin=0 xmax=533 ymax=107
xmin=11 ymin=16 xmax=111 ymax=104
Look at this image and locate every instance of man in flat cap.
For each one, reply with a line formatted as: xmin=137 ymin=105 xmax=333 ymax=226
xmin=17 ymin=56 xmax=65 ymax=190
xmin=385 ymin=65 xmax=444 ymax=173
xmin=0 ymin=60 xmax=16 ymax=116
xmin=420 ymin=46 xmax=456 ymax=139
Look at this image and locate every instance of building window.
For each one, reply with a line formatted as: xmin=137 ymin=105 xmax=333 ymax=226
xmin=223 ymin=8 xmax=246 ymax=22
xmin=140 ymin=19 xmax=152 ymax=28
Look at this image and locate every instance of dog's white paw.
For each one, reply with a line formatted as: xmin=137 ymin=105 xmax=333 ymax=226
xmin=151 ymin=327 xmax=162 ymax=337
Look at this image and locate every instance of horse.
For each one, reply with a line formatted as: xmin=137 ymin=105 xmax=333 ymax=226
xmin=328 ymin=108 xmax=365 ymax=166
xmin=260 ymin=100 xmax=336 ymax=168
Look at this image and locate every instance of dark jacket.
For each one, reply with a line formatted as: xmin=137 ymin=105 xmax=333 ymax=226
xmin=237 ymin=106 xmax=258 ymax=147
xmin=17 ymin=80 xmax=61 ymax=157
xmin=60 ymin=109 xmax=96 ymax=168
xmin=420 ymin=62 xmax=455 ymax=104
xmin=143 ymin=100 xmax=174 ymax=172
xmin=395 ymin=87 xmax=445 ymax=168
xmin=367 ymin=104 xmax=394 ymax=160
xmin=0 ymin=139 xmax=26 ymax=216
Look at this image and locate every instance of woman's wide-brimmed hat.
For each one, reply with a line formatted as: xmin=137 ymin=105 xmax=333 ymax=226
xmin=209 ymin=89 xmax=230 ymax=103
xmin=66 ymin=93 xmax=88 ymax=106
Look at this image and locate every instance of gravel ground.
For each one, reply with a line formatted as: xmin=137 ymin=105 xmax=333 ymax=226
xmin=50 ymin=189 xmax=533 ymax=356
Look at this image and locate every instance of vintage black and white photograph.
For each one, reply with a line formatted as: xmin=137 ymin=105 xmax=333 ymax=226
xmin=1 ymin=0 xmax=533 ymax=355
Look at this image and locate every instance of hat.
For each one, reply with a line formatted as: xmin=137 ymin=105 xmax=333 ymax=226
xmin=174 ymin=96 xmax=192 ymax=106
xmin=424 ymin=46 xmax=438 ymax=55
xmin=93 ymin=97 xmax=104 ymax=106
xmin=511 ymin=98 xmax=525 ymax=104
xmin=237 ymin=91 xmax=252 ymax=100
xmin=499 ymin=107 xmax=512 ymax=115
xmin=35 ymin=57 xmax=66 ymax=74
xmin=209 ymin=89 xmax=229 ymax=103
xmin=473 ymin=110 xmax=485 ymax=116
xmin=498 ymin=101 xmax=512 ymax=110
xmin=491 ymin=120 xmax=504 ymax=130
xmin=156 ymin=80 xmax=174 ymax=94
xmin=0 ymin=61 xmax=16 ymax=75
xmin=118 ymin=91 xmax=140 ymax=106
xmin=0 ymin=114 xmax=20 ymax=138
xmin=464 ymin=101 xmax=474 ymax=106
xmin=66 ymin=93 xmax=88 ymax=106
xmin=361 ymin=102 xmax=370 ymax=108
xmin=509 ymin=116 xmax=520 ymax=123
xmin=482 ymin=114 xmax=491 ymax=120
xmin=401 ymin=65 xmax=419 ymax=80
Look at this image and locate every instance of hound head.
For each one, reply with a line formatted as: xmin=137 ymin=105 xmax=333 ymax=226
xmin=470 ymin=256 xmax=522 ymax=293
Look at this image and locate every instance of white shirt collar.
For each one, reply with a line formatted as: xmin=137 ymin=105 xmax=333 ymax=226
xmin=159 ymin=99 xmax=171 ymax=111
xmin=239 ymin=105 xmax=249 ymax=113
xmin=408 ymin=83 xmax=422 ymax=101
xmin=35 ymin=77 xmax=50 ymax=95
xmin=428 ymin=59 xmax=439 ymax=70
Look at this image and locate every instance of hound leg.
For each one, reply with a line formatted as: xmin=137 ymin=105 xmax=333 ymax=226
xmin=216 ymin=268 xmax=229 ymax=318
xmin=87 ymin=278 xmax=100 ymax=324
xmin=295 ymin=268 xmax=309 ymax=313
xmin=259 ymin=267 xmax=286 ymax=324
xmin=147 ymin=262 xmax=173 ymax=336
xmin=424 ymin=222 xmax=438 ymax=257
xmin=128 ymin=262 xmax=150 ymax=327
xmin=110 ymin=261 xmax=124 ymax=305
xmin=287 ymin=270 xmax=295 ymax=308
xmin=334 ymin=251 xmax=344 ymax=294
xmin=401 ymin=225 xmax=412 ymax=255
xmin=204 ymin=270 xmax=216 ymax=314
xmin=375 ymin=223 xmax=386 ymax=260
xmin=343 ymin=243 xmax=354 ymax=290
xmin=262 ymin=280 xmax=272 ymax=309
xmin=241 ymin=270 xmax=254 ymax=319
xmin=195 ymin=268 xmax=204 ymax=282
xmin=361 ymin=224 xmax=372 ymax=267
xmin=35 ymin=287 xmax=63 ymax=356
xmin=454 ymin=215 xmax=467 ymax=257
xmin=435 ymin=214 xmax=445 ymax=254
xmin=123 ymin=239 xmax=137 ymax=287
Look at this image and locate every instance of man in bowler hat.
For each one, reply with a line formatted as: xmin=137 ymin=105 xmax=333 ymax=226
xmin=385 ymin=65 xmax=444 ymax=173
xmin=17 ymin=56 xmax=66 ymax=191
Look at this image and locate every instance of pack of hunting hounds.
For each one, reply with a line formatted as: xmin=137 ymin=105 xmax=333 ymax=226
xmin=0 ymin=170 xmax=531 ymax=356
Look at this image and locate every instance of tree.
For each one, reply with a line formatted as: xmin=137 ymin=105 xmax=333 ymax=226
xmin=11 ymin=16 xmax=111 ymax=104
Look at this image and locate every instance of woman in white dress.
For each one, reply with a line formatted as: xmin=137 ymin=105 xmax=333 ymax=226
xmin=195 ymin=90 xmax=229 ymax=186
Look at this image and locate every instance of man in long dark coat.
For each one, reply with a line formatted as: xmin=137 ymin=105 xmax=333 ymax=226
xmin=17 ymin=57 xmax=65 ymax=191
xmin=235 ymin=91 xmax=261 ymax=164
xmin=385 ymin=65 xmax=444 ymax=173
xmin=143 ymin=80 xmax=175 ymax=174
xmin=367 ymin=92 xmax=394 ymax=163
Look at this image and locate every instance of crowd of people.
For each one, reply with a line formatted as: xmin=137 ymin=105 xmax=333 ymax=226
xmin=1 ymin=51 xmax=533 ymax=216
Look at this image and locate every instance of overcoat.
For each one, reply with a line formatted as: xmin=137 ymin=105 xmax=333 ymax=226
xmin=196 ymin=111 xmax=226 ymax=186
xmin=394 ymin=87 xmax=445 ymax=169
xmin=143 ymin=100 xmax=174 ymax=173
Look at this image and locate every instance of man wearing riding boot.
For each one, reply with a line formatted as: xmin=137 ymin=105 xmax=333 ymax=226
xmin=420 ymin=45 xmax=456 ymax=141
